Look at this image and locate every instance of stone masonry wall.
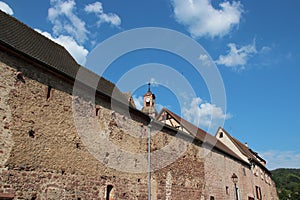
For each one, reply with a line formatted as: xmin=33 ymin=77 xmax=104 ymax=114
xmin=204 ymin=147 xmax=279 ymax=200
xmin=0 ymin=52 xmax=14 ymax=172
xmin=0 ymin=49 xmax=208 ymax=199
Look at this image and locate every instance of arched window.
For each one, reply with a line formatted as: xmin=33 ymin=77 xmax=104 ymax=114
xmin=106 ymin=185 xmax=114 ymax=200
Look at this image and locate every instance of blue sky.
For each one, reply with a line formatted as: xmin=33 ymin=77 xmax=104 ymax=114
xmin=1 ymin=0 xmax=299 ymax=170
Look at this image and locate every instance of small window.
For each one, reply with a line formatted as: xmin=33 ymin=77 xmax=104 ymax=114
xmin=265 ymin=174 xmax=269 ymax=184
xmin=226 ymin=186 xmax=229 ymax=195
xmin=28 ymin=130 xmax=35 ymax=138
xmin=219 ymin=132 xmax=223 ymax=138
xmin=46 ymin=85 xmax=52 ymax=100
xmin=261 ymin=170 xmax=264 ymax=180
xmin=255 ymin=186 xmax=262 ymax=200
xmin=210 ymin=196 xmax=215 ymax=200
xmin=243 ymin=167 xmax=246 ymax=176
xmin=106 ymin=185 xmax=114 ymax=200
xmin=96 ymin=107 xmax=100 ymax=116
xmin=253 ymin=166 xmax=258 ymax=176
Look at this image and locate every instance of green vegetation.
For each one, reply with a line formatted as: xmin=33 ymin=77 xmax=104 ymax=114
xmin=271 ymin=168 xmax=300 ymax=200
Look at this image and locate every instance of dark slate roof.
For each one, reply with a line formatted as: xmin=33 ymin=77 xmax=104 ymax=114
xmin=0 ymin=10 xmax=128 ymax=104
xmin=156 ymin=108 xmax=247 ymax=164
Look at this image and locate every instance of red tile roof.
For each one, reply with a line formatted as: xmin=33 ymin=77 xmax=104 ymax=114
xmin=157 ymin=108 xmax=247 ymax=164
xmin=218 ymin=128 xmax=270 ymax=173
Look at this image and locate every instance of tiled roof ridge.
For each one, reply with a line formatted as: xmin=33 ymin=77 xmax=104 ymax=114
xmin=219 ymin=128 xmax=250 ymax=155
xmin=218 ymin=127 xmax=270 ymax=173
xmin=158 ymin=108 xmax=245 ymax=163
xmin=159 ymin=107 xmax=207 ymax=135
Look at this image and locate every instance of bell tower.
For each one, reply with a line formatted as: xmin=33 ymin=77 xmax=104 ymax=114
xmin=141 ymin=83 xmax=157 ymax=118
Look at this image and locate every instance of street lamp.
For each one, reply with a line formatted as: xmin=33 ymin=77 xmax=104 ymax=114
xmin=148 ymin=120 xmax=152 ymax=200
xmin=231 ymin=173 xmax=239 ymax=200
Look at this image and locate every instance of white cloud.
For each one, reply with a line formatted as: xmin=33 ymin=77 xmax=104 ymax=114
xmin=199 ymin=54 xmax=211 ymax=67
xmin=182 ymin=97 xmax=231 ymax=130
xmin=260 ymin=46 xmax=271 ymax=54
xmin=260 ymin=150 xmax=300 ymax=170
xmin=0 ymin=1 xmax=13 ymax=15
xmin=171 ymin=0 xmax=243 ymax=38
xmin=84 ymin=1 xmax=121 ymax=27
xmin=35 ymin=29 xmax=88 ymax=65
xmin=216 ymin=42 xmax=257 ymax=68
xmin=149 ymin=77 xmax=159 ymax=87
xmin=84 ymin=1 xmax=103 ymax=13
xmin=48 ymin=0 xmax=89 ymax=44
xmin=155 ymin=104 xmax=164 ymax=113
xmin=133 ymin=95 xmax=144 ymax=110
xmin=99 ymin=13 xmax=121 ymax=27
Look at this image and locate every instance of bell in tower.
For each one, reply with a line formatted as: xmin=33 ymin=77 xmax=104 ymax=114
xmin=141 ymin=83 xmax=158 ymax=118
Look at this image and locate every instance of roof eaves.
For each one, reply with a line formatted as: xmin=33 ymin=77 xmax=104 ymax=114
xmin=157 ymin=108 xmax=248 ymax=165
xmin=219 ymin=128 xmax=271 ymax=173
xmin=0 ymin=10 xmax=130 ymax=105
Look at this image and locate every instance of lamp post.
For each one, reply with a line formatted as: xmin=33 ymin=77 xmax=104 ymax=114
xmin=231 ymin=173 xmax=239 ymax=200
xmin=148 ymin=120 xmax=152 ymax=200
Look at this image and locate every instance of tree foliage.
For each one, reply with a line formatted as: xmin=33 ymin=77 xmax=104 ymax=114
xmin=271 ymin=168 xmax=300 ymax=200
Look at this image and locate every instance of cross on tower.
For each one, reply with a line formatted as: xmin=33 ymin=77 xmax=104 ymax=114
xmin=147 ymin=82 xmax=151 ymax=92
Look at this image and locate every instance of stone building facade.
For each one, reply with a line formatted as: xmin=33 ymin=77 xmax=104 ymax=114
xmin=0 ymin=11 xmax=278 ymax=200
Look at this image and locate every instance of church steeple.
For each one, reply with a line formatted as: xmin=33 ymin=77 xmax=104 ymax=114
xmin=141 ymin=82 xmax=157 ymax=118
